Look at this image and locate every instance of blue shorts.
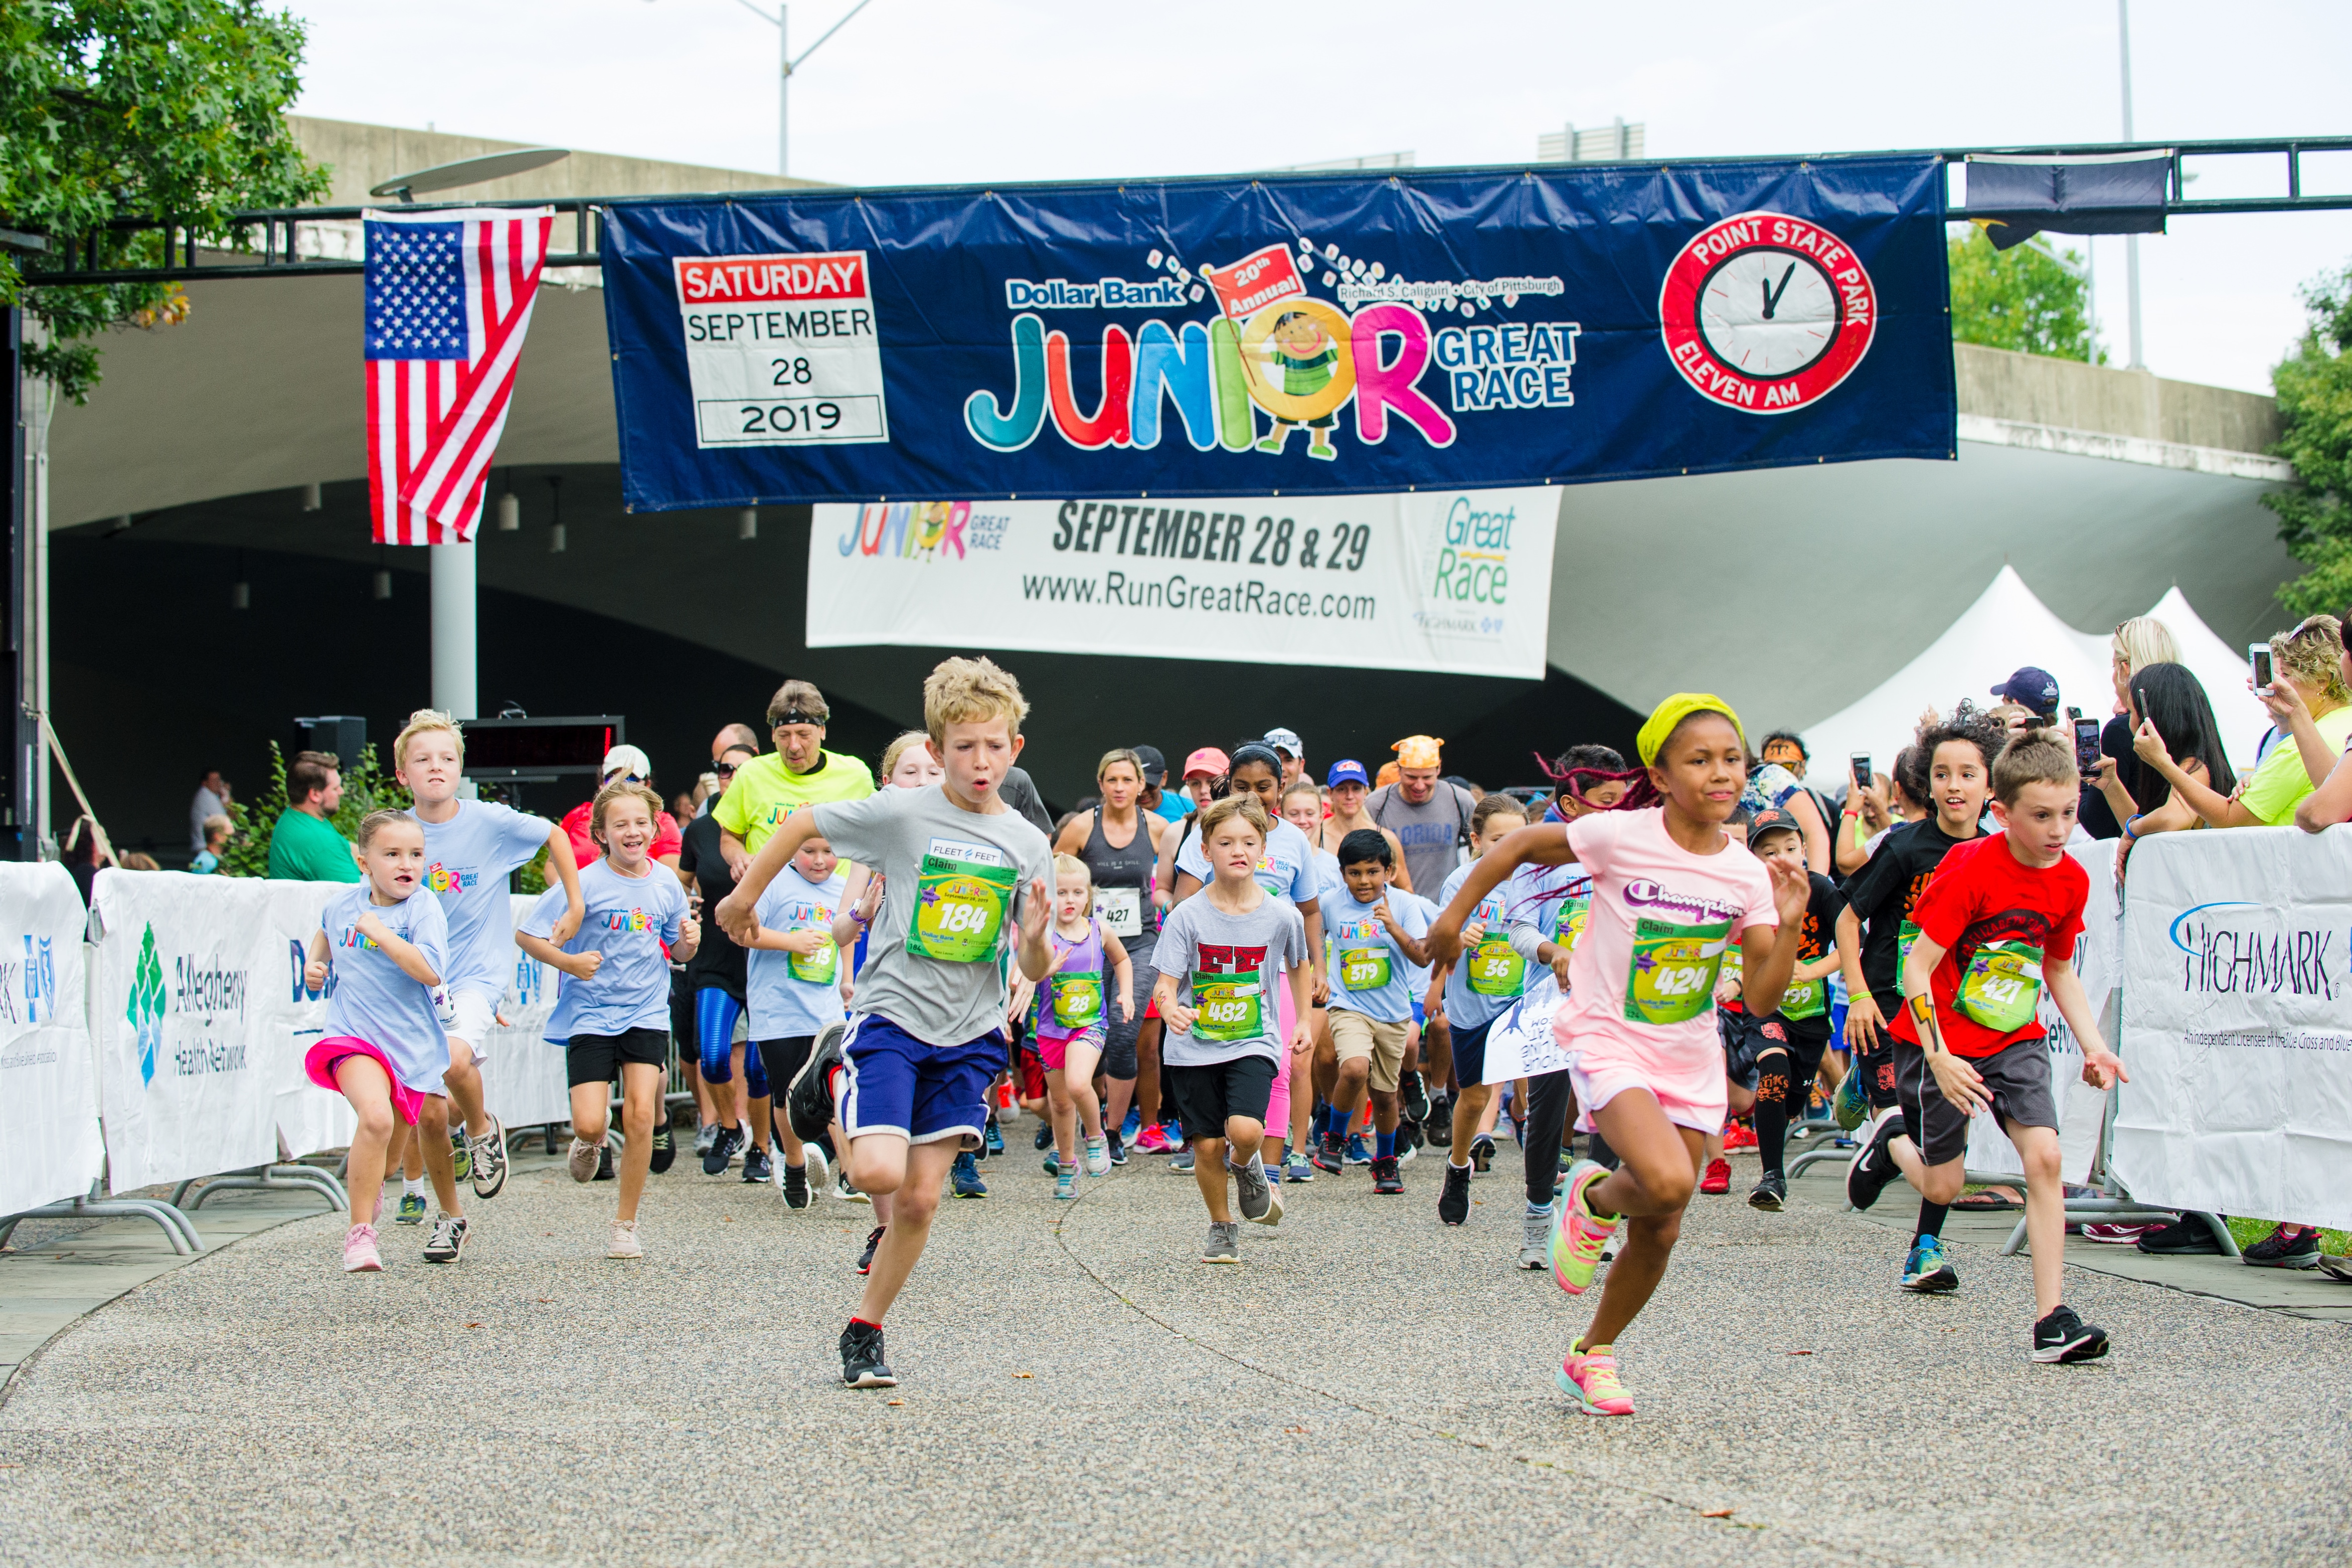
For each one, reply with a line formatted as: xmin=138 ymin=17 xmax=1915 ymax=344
xmin=838 ymin=1013 xmax=1000 ymax=1146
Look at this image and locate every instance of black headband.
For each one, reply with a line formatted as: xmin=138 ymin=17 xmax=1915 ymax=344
xmin=771 ymin=710 xmax=825 ymax=727
xmin=1226 ymin=742 xmax=1283 ymax=777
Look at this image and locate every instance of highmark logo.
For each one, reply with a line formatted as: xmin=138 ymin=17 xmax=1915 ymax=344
xmin=2168 ymin=901 xmax=2337 ymax=999
xmin=128 ymin=923 xmax=166 ymax=1086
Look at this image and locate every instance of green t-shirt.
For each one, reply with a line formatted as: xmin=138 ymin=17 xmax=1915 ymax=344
xmin=714 ymin=748 xmax=878 ymax=855
xmin=267 ymin=806 xmax=361 ymax=882
xmin=2238 ymin=705 xmax=2352 ymax=825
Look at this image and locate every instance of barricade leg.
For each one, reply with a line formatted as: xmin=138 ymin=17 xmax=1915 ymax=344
xmin=174 ymin=1165 xmax=344 ymax=1214
xmin=0 ymin=1188 xmax=202 ymax=1256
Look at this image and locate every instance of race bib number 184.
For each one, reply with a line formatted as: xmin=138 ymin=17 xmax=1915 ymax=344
xmin=675 ymin=251 xmax=890 ymax=449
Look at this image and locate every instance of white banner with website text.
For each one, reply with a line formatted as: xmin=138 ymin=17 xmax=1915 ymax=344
xmin=2111 ymin=826 xmax=2352 ymax=1229
xmin=0 ymin=863 xmax=103 ymax=1216
xmin=808 ymin=488 xmax=1559 ymax=677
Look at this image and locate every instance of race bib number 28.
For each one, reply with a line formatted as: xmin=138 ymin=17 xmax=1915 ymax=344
xmin=675 ymin=252 xmax=890 ymax=449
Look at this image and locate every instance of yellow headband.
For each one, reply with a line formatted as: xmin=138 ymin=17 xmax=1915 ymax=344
xmin=1635 ymin=693 xmax=1744 ymax=767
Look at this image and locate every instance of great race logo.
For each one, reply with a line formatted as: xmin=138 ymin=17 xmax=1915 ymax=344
xmin=2168 ymin=901 xmax=2337 ymax=999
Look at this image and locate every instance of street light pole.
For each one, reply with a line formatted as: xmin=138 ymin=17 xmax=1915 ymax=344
xmin=2119 ymin=0 xmax=2145 ymax=370
xmin=730 ymin=0 xmax=878 ymax=179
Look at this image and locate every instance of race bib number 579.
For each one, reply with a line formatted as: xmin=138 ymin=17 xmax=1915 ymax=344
xmin=675 ymin=251 xmax=890 ymax=448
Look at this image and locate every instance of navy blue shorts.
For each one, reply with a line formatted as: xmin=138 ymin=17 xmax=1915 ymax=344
xmin=1448 ymin=1016 xmax=1498 ymax=1084
xmin=838 ymin=1013 xmax=1001 ymax=1146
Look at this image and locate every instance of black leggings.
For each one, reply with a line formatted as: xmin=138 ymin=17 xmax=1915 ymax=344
xmin=1522 ymin=1068 xmax=1574 ymax=1208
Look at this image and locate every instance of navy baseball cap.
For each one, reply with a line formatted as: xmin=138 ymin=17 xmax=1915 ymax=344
xmin=1990 ymin=666 xmax=2061 ymax=716
xmin=1325 ymin=759 xmax=1370 ymax=788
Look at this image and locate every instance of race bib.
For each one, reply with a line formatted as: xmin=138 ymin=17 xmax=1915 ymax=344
xmin=1191 ymin=973 xmax=1264 ymax=1042
xmin=1338 ymin=945 xmax=1392 ymax=992
xmin=1554 ymin=894 xmax=1592 ymax=953
xmin=908 ymin=839 xmax=1017 ymax=963
xmin=1095 ymin=885 xmax=1142 ymax=937
xmin=1467 ymin=935 xmax=1525 ymax=998
xmin=1623 ymin=916 xmax=1733 ymax=1027
xmin=1955 ymin=940 xmax=2044 ymax=1033
xmin=788 ymin=931 xmax=837 ymax=985
xmin=1897 ymin=919 xmax=1923 ymax=977
xmin=1051 ymin=968 xmax=1104 ymax=1028
xmin=1780 ymin=975 xmax=1826 ymax=1020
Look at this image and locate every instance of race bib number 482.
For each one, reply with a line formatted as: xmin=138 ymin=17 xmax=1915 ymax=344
xmin=675 ymin=251 xmax=890 ymax=449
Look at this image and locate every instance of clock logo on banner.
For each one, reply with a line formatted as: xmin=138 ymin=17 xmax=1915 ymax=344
xmin=1658 ymin=211 xmax=1876 ymax=415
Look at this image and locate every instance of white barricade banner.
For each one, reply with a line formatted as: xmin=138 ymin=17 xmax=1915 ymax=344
xmin=1964 ymin=838 xmax=2116 ymax=1184
xmin=1478 ymin=973 xmax=1570 ymax=1084
xmin=253 ymin=881 xmax=350 ymax=1159
xmin=2112 ymin=826 xmax=2352 ymax=1229
xmin=90 ymin=870 xmax=279 ymax=1190
xmin=0 ymin=863 xmax=104 ymax=1215
xmin=809 ymin=487 xmax=1559 ymax=679
xmin=477 ymin=894 xmax=570 ymax=1130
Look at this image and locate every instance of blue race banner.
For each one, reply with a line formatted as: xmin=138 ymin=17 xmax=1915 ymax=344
xmin=600 ymin=156 xmax=1953 ymax=509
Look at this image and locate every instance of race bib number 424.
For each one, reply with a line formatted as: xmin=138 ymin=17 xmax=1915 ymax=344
xmin=675 ymin=251 xmax=890 ymax=449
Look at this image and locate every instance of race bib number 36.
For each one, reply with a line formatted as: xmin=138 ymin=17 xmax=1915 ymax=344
xmin=675 ymin=251 xmax=890 ymax=449
xmin=1623 ymin=916 xmax=1733 ymax=1027
xmin=908 ymin=840 xmax=1017 ymax=964
xmin=1467 ymin=936 xmax=1526 ymax=998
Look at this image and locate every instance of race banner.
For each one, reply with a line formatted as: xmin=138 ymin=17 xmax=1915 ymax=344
xmin=89 ymin=870 xmax=279 ymax=1191
xmin=808 ymin=486 xmax=1557 ymax=677
xmin=0 ymin=863 xmax=103 ymax=1216
xmin=602 ymin=157 xmax=1953 ymax=508
xmin=1478 ymin=973 xmax=1571 ymax=1085
xmin=2111 ymin=827 xmax=2352 ymax=1229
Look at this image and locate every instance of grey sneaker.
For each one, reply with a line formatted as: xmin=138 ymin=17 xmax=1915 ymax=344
xmin=467 ymin=1115 xmax=508 ymax=1198
xmin=1202 ymin=1221 xmax=1241 ymax=1264
xmin=567 ymin=1136 xmax=603 ymax=1184
xmin=1519 ymin=1202 xmax=1554 ymax=1269
xmin=1234 ymin=1157 xmax=1283 ymax=1226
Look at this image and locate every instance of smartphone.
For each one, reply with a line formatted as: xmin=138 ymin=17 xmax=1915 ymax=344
xmin=1850 ymin=752 xmax=1872 ymax=790
xmin=2251 ymin=644 xmax=2274 ymax=691
xmin=2073 ymin=718 xmax=2102 ymax=772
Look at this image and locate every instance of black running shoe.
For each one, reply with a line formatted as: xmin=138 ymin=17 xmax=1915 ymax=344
xmin=2032 ymin=1304 xmax=2110 ymax=1364
xmin=840 ymin=1320 xmax=897 ymax=1387
xmin=741 ymin=1142 xmax=772 ymax=1184
xmin=856 ymin=1224 xmax=885 ymax=1276
xmin=1844 ymin=1114 xmax=1903 ymax=1211
xmin=647 ymin=1123 xmax=676 ymax=1174
xmin=1468 ymin=1134 xmax=1496 ymax=1173
xmin=1371 ymin=1155 xmax=1403 ymax=1195
xmin=702 ymin=1125 xmax=735 ymax=1177
xmin=781 ymin=1161 xmax=811 ymax=1210
xmin=1310 ymin=1131 xmax=1348 ymax=1175
xmin=1104 ymin=1125 xmax=1126 ymax=1166
xmin=2242 ymin=1224 xmax=2322 ymax=1269
xmin=1437 ymin=1159 xmax=1471 ymax=1226
xmin=2136 ymin=1217 xmax=2222 ymax=1255
xmin=1399 ymin=1070 xmax=1431 ymax=1124
xmin=1034 ymin=1120 xmax=1054 ymax=1151
xmin=1426 ymin=1098 xmax=1452 ymax=1147
xmin=593 ymin=1142 xmax=615 ymax=1181
xmin=1749 ymin=1172 xmax=1787 ymax=1211
xmin=787 ymin=1023 xmax=847 ymax=1144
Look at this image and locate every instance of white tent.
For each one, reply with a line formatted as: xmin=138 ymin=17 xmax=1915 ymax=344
xmin=1796 ymin=567 xmax=2266 ymax=789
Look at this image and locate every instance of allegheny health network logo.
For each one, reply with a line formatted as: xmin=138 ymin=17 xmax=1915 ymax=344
xmin=128 ymin=922 xmax=166 ymax=1086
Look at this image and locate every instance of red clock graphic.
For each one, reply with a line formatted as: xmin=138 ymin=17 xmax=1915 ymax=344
xmin=1659 ymin=210 xmax=1877 ymax=415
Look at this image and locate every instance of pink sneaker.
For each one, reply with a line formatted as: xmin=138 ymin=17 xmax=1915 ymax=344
xmin=1556 ymin=1338 xmax=1635 ymax=1417
xmin=1551 ymin=1160 xmax=1621 ymax=1296
xmin=1134 ymin=1123 xmax=1173 ymax=1154
xmin=343 ymin=1224 xmax=383 ymax=1273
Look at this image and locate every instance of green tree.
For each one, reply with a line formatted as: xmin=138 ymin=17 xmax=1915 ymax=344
xmin=218 ymin=742 xmax=411 ymax=878
xmin=1947 ymin=228 xmax=2103 ymax=363
xmin=2268 ymin=262 xmax=2352 ymax=617
xmin=0 ymin=1 xmax=328 ymax=400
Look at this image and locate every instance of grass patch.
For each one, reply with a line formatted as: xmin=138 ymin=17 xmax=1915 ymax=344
xmin=2225 ymin=1216 xmax=2349 ymax=1256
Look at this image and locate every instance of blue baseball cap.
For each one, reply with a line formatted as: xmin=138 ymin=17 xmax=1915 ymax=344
xmin=1325 ymin=759 xmax=1370 ymax=788
xmin=1990 ymin=666 xmax=2060 ymax=717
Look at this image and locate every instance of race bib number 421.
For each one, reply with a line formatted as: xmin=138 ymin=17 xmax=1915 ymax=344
xmin=675 ymin=251 xmax=890 ymax=448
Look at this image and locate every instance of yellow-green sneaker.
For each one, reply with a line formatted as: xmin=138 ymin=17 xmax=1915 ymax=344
xmin=1551 ymin=1160 xmax=1621 ymax=1296
xmin=394 ymin=1191 xmax=428 ymax=1225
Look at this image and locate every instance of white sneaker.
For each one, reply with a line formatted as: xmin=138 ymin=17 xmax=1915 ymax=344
xmin=608 ymin=1218 xmax=642 ymax=1259
xmin=1083 ymin=1135 xmax=1111 ymax=1177
xmin=1519 ymin=1202 xmax=1554 ymax=1269
xmin=804 ymin=1143 xmax=832 ymax=1194
xmin=567 ymin=1136 xmax=603 ymax=1184
xmin=837 ymin=1168 xmax=869 ymax=1204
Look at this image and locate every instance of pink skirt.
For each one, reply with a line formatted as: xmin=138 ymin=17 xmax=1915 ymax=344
xmin=305 ymin=1036 xmax=426 ymax=1127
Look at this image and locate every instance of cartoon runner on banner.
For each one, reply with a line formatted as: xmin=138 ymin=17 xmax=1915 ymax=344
xmin=1204 ymin=243 xmax=1358 ymax=462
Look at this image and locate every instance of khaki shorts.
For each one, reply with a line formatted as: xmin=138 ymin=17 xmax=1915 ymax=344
xmin=1329 ymin=1010 xmax=1409 ymax=1094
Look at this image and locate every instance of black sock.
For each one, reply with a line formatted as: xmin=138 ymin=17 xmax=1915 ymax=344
xmin=1917 ymin=1198 xmax=1949 ymax=1241
xmin=1753 ymin=1098 xmax=1789 ymax=1179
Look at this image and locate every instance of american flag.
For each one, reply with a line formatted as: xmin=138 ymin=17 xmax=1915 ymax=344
xmin=365 ymin=207 xmax=554 ymax=544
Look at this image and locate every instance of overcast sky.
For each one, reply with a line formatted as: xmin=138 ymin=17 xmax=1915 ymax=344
xmin=287 ymin=0 xmax=2352 ymax=394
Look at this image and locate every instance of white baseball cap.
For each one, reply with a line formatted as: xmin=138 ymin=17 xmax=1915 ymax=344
xmin=600 ymin=744 xmax=652 ymax=781
xmin=1263 ymin=727 xmax=1304 ymax=758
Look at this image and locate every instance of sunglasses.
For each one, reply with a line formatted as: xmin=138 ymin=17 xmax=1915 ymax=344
xmin=603 ymin=771 xmax=646 ymax=784
xmin=713 ymin=762 xmax=740 ymax=778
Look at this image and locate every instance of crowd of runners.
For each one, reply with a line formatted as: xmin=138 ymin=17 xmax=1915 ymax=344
xmin=302 ymin=653 xmax=2131 ymax=1418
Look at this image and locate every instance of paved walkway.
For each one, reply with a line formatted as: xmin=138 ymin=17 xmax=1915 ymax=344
xmin=1 ymin=1133 xmax=2346 ymax=1565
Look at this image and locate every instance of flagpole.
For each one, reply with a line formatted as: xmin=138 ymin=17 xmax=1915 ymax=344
xmin=430 ymin=541 xmax=477 ymax=723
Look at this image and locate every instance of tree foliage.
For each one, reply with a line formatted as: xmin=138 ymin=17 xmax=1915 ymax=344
xmin=1946 ymin=228 xmax=2101 ymax=363
xmin=218 ymin=742 xmax=411 ymax=878
xmin=0 ymin=1 xmax=327 ymax=400
xmin=2268 ymin=262 xmax=2352 ymax=618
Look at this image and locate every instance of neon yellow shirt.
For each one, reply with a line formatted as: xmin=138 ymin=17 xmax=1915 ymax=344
xmin=2238 ymin=705 xmax=2352 ymax=825
xmin=714 ymin=749 xmax=876 ymax=854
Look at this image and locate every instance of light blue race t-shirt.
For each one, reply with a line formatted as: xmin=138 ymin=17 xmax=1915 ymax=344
xmin=407 ymin=799 xmax=554 ymax=998
xmin=1175 ymin=817 xmax=1322 ymax=908
xmin=1391 ymin=887 xmax=1440 ymax=995
xmin=746 ymin=864 xmax=850 ymax=1040
xmin=1322 ymin=887 xmax=1429 ymax=1024
xmin=320 ymin=883 xmax=450 ymax=1093
xmin=523 ymin=857 xmax=687 ymax=1042
xmin=1438 ymin=861 xmax=1523 ymax=1031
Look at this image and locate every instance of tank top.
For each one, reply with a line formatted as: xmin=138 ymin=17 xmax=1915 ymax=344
xmin=1081 ymin=808 xmax=1159 ymax=946
xmin=1036 ymin=920 xmax=1108 ymax=1039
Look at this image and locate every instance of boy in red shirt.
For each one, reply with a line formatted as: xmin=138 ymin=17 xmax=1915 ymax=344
xmin=1887 ymin=729 xmax=2127 ymax=1363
